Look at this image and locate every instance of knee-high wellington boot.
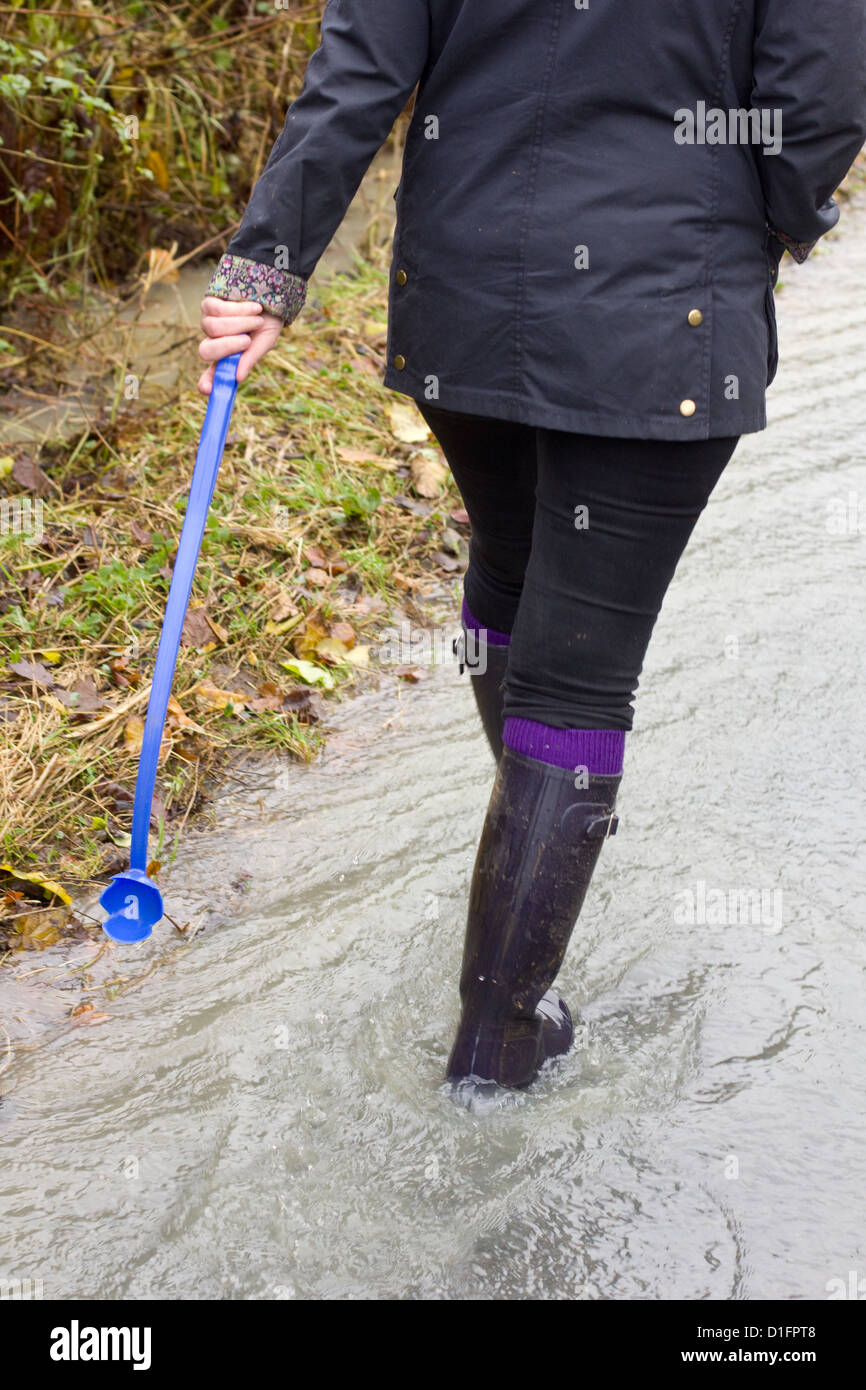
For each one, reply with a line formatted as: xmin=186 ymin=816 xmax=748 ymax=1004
xmin=446 ymin=744 xmax=621 ymax=1088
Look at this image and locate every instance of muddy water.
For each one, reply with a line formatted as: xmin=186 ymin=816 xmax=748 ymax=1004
xmin=2 ymin=201 xmax=866 ymax=1301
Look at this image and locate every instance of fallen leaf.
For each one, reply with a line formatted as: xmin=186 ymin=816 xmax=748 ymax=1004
xmin=393 ymin=665 xmax=430 ymax=683
xmin=336 ymin=447 xmax=398 ymax=470
xmin=295 ymin=620 xmax=329 ymax=660
xmin=279 ymin=658 xmax=335 ymax=690
xmin=54 ymin=677 xmax=108 ymax=715
xmin=393 ymin=493 xmax=433 ymax=518
xmin=109 ymin=657 xmax=142 ymax=689
xmin=166 ymin=694 xmax=207 ymax=733
xmin=192 ymin=682 xmax=248 ymax=712
xmin=146 ymin=151 xmax=170 ymax=192
xmin=37 ymin=649 xmax=62 ymax=664
xmin=344 ymin=645 xmax=370 ymax=668
xmin=431 ymin=551 xmax=461 ymax=572
xmin=268 ymin=592 xmax=300 ymax=624
xmin=246 ymin=693 xmax=284 ymax=712
xmin=123 ymin=714 xmax=145 ymax=753
xmin=11 ymin=457 xmax=52 ymax=496
xmin=8 ymin=659 xmax=55 ymax=689
xmin=281 ymin=688 xmax=314 ymax=715
xmin=328 ymin=621 xmax=355 ymax=647
xmin=314 ymin=637 xmax=349 ymax=665
xmin=12 ymin=906 xmax=70 ymax=948
xmin=388 ymin=402 xmax=430 ymax=444
xmin=410 ymin=450 xmax=448 ymax=498
xmin=181 ymin=606 xmax=215 ymax=649
xmin=128 ymin=520 xmax=152 ymax=545
xmin=0 ymin=865 xmax=71 ymax=906
xmin=450 ymin=509 xmax=470 ymax=527
xmin=304 ymin=545 xmax=328 ymax=568
xmin=304 ymin=567 xmax=330 ymax=587
xmin=206 ymin=615 xmax=229 ymax=643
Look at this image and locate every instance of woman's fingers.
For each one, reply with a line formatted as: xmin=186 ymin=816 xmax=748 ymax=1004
xmin=201 ymin=311 xmax=264 ymax=337
xmin=197 ymin=362 xmax=216 ymax=396
xmin=200 ymin=296 xmax=262 ymax=323
xmin=196 ymin=297 xmax=282 ymax=394
xmin=235 ymin=328 xmax=281 ymax=383
xmin=197 ymin=332 xmax=252 ymax=363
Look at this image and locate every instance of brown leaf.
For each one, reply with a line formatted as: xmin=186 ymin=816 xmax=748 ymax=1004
xmin=12 ymin=906 xmax=69 ymax=948
xmin=54 ymin=677 xmax=108 ymax=715
xmin=166 ymin=694 xmax=207 ymax=733
xmin=181 ymin=606 xmax=215 ymax=649
xmin=247 ymin=693 xmax=284 ymax=713
xmin=268 ymin=591 xmax=300 ymax=624
xmin=304 ymin=546 xmax=328 ymax=569
xmin=450 ymin=508 xmax=470 ymax=527
xmin=328 ymin=621 xmax=355 ymax=648
xmin=110 ymin=657 xmax=142 ymax=688
xmin=336 ymin=447 xmax=398 ymax=470
xmin=281 ymin=688 xmax=313 ymax=715
xmin=410 ymin=450 xmax=448 ymax=498
xmin=304 ymin=567 xmax=330 ymax=587
xmin=8 ymin=659 xmax=55 ymax=689
xmin=192 ymin=682 xmax=247 ymax=713
xmin=123 ymin=715 xmax=145 ymax=753
xmin=11 ymin=457 xmax=52 ymax=496
xmin=393 ymin=665 xmax=430 ymax=683
xmin=205 ymin=615 xmax=229 ymax=643
xmin=431 ymin=551 xmax=461 ymax=572
xmin=128 ymin=519 xmax=152 ymax=545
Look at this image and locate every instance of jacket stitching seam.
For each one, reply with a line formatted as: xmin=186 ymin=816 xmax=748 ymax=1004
xmin=512 ymin=0 xmax=565 ymax=413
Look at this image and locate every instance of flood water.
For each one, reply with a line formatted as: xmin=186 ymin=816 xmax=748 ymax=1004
xmin=2 ymin=199 xmax=866 ymax=1301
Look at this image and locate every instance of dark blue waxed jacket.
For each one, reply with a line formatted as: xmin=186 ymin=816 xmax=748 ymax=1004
xmin=213 ymin=0 xmax=866 ymax=440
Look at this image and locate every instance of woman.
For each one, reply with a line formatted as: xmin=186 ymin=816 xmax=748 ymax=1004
xmin=198 ymin=1 xmax=866 ymax=1090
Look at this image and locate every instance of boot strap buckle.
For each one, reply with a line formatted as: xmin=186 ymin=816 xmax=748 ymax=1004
xmin=586 ymin=810 xmax=619 ymax=840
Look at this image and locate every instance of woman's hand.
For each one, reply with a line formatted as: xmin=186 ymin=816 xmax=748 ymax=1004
xmin=197 ymin=297 xmax=283 ymax=395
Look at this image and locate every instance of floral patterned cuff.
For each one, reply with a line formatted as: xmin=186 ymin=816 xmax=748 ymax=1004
xmin=205 ymin=253 xmax=307 ymax=324
xmin=767 ymin=225 xmax=818 ymax=265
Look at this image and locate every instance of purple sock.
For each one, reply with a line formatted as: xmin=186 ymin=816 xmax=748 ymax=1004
xmin=461 ymin=597 xmax=511 ymax=647
xmin=503 ymin=717 xmax=625 ymax=776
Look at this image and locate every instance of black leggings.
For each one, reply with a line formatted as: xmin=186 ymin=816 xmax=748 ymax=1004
xmin=417 ymin=402 xmax=740 ymax=731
